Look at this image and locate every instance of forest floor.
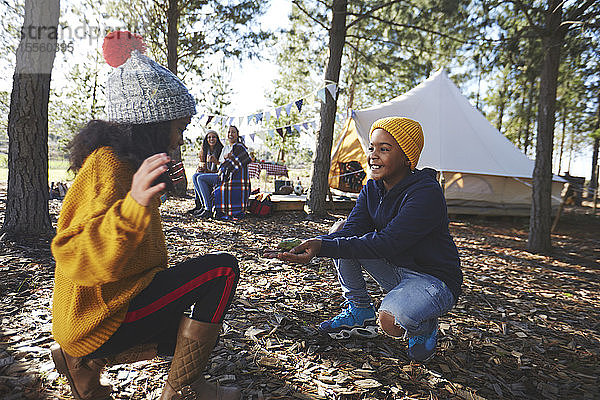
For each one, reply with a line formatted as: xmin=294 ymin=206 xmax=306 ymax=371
xmin=0 ymin=185 xmax=599 ymax=400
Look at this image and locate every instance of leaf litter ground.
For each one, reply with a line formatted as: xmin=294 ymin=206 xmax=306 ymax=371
xmin=1 ymin=188 xmax=598 ymax=399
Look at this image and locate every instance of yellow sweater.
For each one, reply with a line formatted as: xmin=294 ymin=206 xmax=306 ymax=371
xmin=51 ymin=147 xmax=167 ymax=357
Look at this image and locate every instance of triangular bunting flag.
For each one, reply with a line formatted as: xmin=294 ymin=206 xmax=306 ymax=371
xmin=276 ymin=127 xmax=284 ymax=138
xmin=263 ymin=110 xmax=271 ymax=124
xmin=228 ymin=117 xmax=235 ymax=126
xmin=268 ymin=129 xmax=275 ymax=137
xmin=316 ymin=88 xmax=326 ymax=103
xmin=255 ymin=112 xmax=263 ymax=124
xmin=249 ymin=133 xmax=256 ymax=142
xmin=285 ymin=126 xmax=292 ymax=135
xmin=275 ymin=107 xmax=282 ymax=120
xmin=284 ymin=103 xmax=293 ymax=116
xmin=295 ymin=99 xmax=304 ymax=113
xmin=247 ymin=115 xmax=254 ymax=124
xmin=238 ymin=117 xmax=243 ymax=126
xmin=294 ymin=124 xmax=302 ymax=135
xmin=326 ymin=83 xmax=337 ymax=99
xmin=206 ymin=115 xmax=214 ymax=125
xmin=199 ymin=113 xmax=205 ymax=121
xmin=222 ymin=117 xmax=228 ymax=127
xmin=311 ymin=121 xmax=317 ymax=129
xmin=302 ymin=122 xmax=309 ymax=130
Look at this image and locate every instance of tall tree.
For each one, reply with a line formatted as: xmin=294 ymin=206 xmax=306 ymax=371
xmin=1 ymin=0 xmax=60 ymax=240
xmin=506 ymin=0 xmax=599 ymax=252
xmin=483 ymin=0 xmax=598 ymax=251
xmin=304 ymin=0 xmax=347 ymax=217
xmin=589 ymin=94 xmax=600 ymax=198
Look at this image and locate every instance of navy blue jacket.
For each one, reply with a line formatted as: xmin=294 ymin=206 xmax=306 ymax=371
xmin=318 ymin=168 xmax=462 ymax=300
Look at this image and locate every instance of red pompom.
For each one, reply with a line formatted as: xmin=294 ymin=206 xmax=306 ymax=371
xmin=102 ymin=31 xmax=146 ymax=67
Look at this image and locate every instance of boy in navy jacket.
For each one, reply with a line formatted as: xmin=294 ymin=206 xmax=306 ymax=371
xmin=278 ymin=117 xmax=461 ymax=362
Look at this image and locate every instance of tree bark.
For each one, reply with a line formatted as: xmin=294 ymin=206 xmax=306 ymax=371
xmin=517 ymin=80 xmax=527 ymax=147
xmin=167 ymin=0 xmax=179 ymax=75
xmin=523 ymin=78 xmax=535 ymax=154
xmin=1 ymin=0 xmax=59 ymax=241
xmin=305 ymin=0 xmax=347 ymax=217
xmin=527 ymin=0 xmax=563 ymax=253
xmin=166 ymin=0 xmax=187 ymax=196
xmin=496 ymin=72 xmax=508 ymax=133
xmin=587 ymin=92 xmax=599 ymax=198
xmin=557 ymin=107 xmax=565 ymax=174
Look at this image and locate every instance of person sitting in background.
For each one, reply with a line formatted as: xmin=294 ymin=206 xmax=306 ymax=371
xmin=188 ymin=130 xmax=223 ymax=214
xmin=274 ymin=117 xmax=462 ymax=363
xmin=194 ymin=126 xmax=251 ymax=219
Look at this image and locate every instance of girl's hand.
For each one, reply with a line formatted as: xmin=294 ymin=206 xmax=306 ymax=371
xmin=225 ymin=152 xmax=233 ymax=160
xmin=207 ymin=155 xmax=218 ymax=164
xmin=130 ymin=153 xmax=170 ymax=206
xmin=277 ymin=239 xmax=322 ymax=264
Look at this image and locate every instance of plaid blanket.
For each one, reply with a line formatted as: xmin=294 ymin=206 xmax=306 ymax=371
xmin=214 ymin=143 xmax=251 ymax=218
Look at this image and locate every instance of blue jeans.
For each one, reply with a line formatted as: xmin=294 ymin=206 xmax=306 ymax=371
xmin=334 ymin=258 xmax=455 ymax=336
xmin=192 ymin=172 xmax=219 ymax=212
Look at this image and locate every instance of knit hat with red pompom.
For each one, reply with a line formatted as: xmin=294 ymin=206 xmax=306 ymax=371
xmin=103 ymin=31 xmax=196 ymax=124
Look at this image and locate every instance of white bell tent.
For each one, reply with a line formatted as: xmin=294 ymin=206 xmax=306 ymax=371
xmin=329 ymin=69 xmax=565 ymax=216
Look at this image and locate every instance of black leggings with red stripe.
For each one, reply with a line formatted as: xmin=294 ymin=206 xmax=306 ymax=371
xmin=87 ymin=252 xmax=239 ymax=358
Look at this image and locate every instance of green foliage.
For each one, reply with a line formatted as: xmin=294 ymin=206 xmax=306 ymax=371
xmin=475 ymin=0 xmax=600 ymax=168
xmin=106 ymin=0 xmax=271 ymax=78
xmin=349 ymin=0 xmax=474 ymax=106
xmin=47 ymin=50 xmax=105 ymax=158
xmin=198 ymin=58 xmax=234 ymax=115
xmin=0 ymin=91 xmax=9 ymax=143
xmin=0 ymin=0 xmax=23 ymax=66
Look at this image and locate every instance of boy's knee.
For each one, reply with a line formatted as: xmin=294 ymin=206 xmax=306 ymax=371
xmin=378 ymin=310 xmax=405 ymax=338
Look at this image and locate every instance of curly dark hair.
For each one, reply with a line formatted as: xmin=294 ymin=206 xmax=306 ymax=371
xmin=67 ymin=119 xmax=174 ymax=188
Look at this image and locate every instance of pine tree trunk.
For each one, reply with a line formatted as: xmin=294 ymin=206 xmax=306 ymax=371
xmin=587 ymin=93 xmax=599 ymax=198
xmin=167 ymin=0 xmax=179 ymax=76
xmin=166 ymin=0 xmax=187 ymax=196
xmin=1 ymin=0 xmax=59 ymax=241
xmin=496 ymin=71 xmax=508 ymax=133
xmin=346 ymin=43 xmax=360 ymax=111
xmin=528 ymin=0 xmax=563 ymax=253
xmin=557 ymin=108 xmax=565 ymax=174
xmin=517 ymin=82 xmax=527 ymax=147
xmin=523 ymin=78 xmax=535 ymax=154
xmin=305 ymin=0 xmax=347 ymax=217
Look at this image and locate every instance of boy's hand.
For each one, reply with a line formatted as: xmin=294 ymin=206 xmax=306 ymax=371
xmin=277 ymin=238 xmax=321 ymax=264
xmin=130 ymin=153 xmax=170 ymax=206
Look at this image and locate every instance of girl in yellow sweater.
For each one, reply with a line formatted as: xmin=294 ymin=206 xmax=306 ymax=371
xmin=50 ymin=31 xmax=241 ymax=400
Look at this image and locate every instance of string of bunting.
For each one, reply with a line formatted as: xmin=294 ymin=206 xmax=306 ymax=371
xmin=239 ymin=111 xmax=348 ymax=145
xmin=197 ymin=83 xmax=338 ymax=129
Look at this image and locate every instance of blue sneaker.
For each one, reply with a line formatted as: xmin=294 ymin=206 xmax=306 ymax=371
xmin=318 ymin=303 xmax=378 ymax=339
xmin=407 ymin=321 xmax=438 ymax=362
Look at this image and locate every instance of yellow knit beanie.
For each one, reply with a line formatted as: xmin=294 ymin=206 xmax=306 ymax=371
xmin=369 ymin=117 xmax=424 ymax=170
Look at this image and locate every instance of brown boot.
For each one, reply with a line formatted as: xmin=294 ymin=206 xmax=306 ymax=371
xmin=105 ymin=343 xmax=158 ymax=366
xmin=160 ymin=317 xmax=241 ymax=400
xmin=50 ymin=344 xmax=113 ymax=400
